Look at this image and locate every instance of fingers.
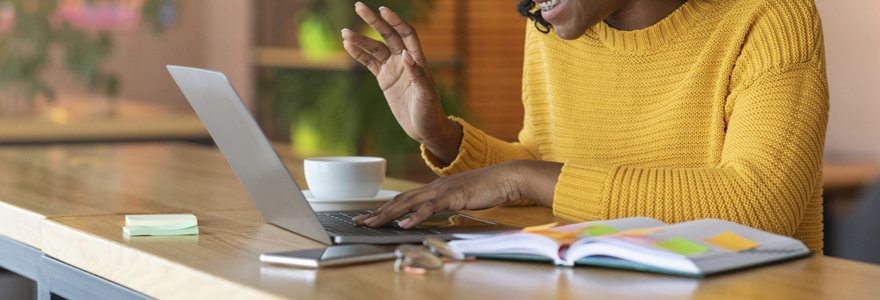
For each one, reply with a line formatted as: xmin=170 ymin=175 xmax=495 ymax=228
xmin=341 ymin=28 xmax=390 ymax=65
xmin=352 ymin=210 xmax=377 ymax=223
xmin=398 ymin=202 xmax=438 ymax=229
xmin=361 ymin=187 xmax=439 ymax=227
xmin=354 ymin=2 xmax=406 ymax=54
xmin=378 ymin=7 xmax=428 ymax=67
xmin=402 ymin=50 xmax=435 ymax=100
xmin=342 ymin=40 xmax=379 ymax=75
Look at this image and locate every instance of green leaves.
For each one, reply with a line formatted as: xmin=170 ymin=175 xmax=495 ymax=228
xmin=0 ymin=0 xmax=172 ymax=103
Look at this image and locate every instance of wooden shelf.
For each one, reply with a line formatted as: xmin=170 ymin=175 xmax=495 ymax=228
xmin=0 ymin=95 xmax=209 ymax=144
xmin=255 ymin=47 xmax=459 ymax=70
xmin=823 ymin=161 xmax=880 ymax=190
xmin=0 ymin=117 xmax=208 ymax=144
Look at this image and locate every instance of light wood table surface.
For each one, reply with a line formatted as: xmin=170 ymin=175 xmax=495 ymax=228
xmin=1 ymin=143 xmax=879 ymax=299
xmin=42 ymin=208 xmax=880 ymax=300
xmin=0 ymin=143 xmax=414 ymax=249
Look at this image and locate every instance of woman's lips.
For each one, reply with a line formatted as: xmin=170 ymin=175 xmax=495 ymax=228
xmin=540 ymin=0 xmax=565 ymax=22
xmin=537 ymin=0 xmax=560 ymax=11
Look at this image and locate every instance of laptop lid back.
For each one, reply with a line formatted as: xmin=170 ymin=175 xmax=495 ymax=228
xmin=167 ymin=65 xmax=332 ymax=245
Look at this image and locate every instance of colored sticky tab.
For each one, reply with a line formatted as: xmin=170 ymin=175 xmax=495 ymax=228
xmin=705 ymin=231 xmax=760 ymax=252
xmin=551 ymin=223 xmax=592 ymax=233
xmin=582 ymin=224 xmax=620 ymax=236
xmin=618 ymin=227 xmax=664 ymax=236
xmin=656 ymin=237 xmax=710 ymax=256
xmin=613 ymin=234 xmax=656 ymax=246
xmin=523 ymin=222 xmax=558 ymax=233
xmin=532 ymin=230 xmax=580 ymax=245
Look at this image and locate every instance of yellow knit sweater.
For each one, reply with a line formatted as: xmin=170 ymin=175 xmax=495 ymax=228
xmin=423 ymin=0 xmax=828 ymax=252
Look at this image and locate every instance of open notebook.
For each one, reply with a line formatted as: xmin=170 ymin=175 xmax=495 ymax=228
xmin=448 ymin=218 xmax=811 ymax=277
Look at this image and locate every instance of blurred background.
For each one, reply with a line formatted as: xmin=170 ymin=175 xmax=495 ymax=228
xmin=0 ymin=0 xmax=876 ymax=281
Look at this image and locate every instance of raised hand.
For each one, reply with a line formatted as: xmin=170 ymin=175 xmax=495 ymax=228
xmin=341 ymin=2 xmax=461 ymax=164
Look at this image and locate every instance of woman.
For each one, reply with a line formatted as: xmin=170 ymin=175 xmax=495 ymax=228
xmin=342 ymin=0 xmax=828 ymax=252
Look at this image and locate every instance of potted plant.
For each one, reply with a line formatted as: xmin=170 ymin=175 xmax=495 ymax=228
xmin=262 ymin=0 xmax=465 ymax=177
xmin=0 ymin=0 xmax=175 ymax=115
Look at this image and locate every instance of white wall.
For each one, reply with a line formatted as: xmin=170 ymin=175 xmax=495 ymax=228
xmin=816 ymin=0 xmax=880 ymax=160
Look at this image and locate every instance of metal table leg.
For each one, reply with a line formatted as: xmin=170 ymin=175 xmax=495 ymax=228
xmin=0 ymin=235 xmax=41 ymax=281
xmin=39 ymin=255 xmax=152 ymax=300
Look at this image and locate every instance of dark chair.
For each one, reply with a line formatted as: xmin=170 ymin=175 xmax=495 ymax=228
xmin=832 ymin=179 xmax=880 ymax=264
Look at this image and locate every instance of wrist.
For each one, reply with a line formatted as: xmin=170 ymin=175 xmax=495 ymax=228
xmin=423 ymin=117 xmax=462 ymax=165
xmin=506 ymin=160 xmax=563 ymax=207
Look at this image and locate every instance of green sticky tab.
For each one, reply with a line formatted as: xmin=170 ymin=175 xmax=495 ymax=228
xmin=582 ymin=224 xmax=620 ymax=236
xmin=123 ymin=225 xmax=199 ymax=236
xmin=656 ymin=237 xmax=709 ymax=256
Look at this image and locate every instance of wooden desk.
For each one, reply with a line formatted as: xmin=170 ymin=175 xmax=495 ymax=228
xmin=0 ymin=143 xmax=879 ymax=299
xmin=41 ymin=209 xmax=880 ymax=299
xmin=0 ymin=143 xmax=416 ymax=249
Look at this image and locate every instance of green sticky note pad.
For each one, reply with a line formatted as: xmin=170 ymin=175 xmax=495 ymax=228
xmin=656 ymin=237 xmax=709 ymax=256
xmin=123 ymin=225 xmax=199 ymax=236
xmin=582 ymin=224 xmax=620 ymax=236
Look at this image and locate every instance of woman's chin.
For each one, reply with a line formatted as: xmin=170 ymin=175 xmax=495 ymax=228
xmin=550 ymin=21 xmax=593 ymax=40
xmin=552 ymin=26 xmax=579 ymax=40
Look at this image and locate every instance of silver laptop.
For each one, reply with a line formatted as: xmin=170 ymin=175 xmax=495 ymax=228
xmin=167 ymin=65 xmax=515 ymax=244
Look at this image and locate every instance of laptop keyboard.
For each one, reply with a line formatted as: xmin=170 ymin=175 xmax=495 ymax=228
xmin=316 ymin=211 xmax=438 ymax=236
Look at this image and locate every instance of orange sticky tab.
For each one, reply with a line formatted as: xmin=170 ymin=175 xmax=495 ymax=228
xmin=705 ymin=231 xmax=760 ymax=252
xmin=618 ymin=227 xmax=664 ymax=236
xmin=531 ymin=230 xmax=580 ymax=244
xmin=535 ymin=230 xmax=579 ymax=239
xmin=523 ymin=222 xmax=558 ymax=233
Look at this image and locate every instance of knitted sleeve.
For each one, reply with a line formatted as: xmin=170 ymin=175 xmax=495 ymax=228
xmin=420 ymin=116 xmax=542 ymax=207
xmin=553 ymin=60 xmax=829 ymax=238
xmin=420 ymin=116 xmax=539 ymax=175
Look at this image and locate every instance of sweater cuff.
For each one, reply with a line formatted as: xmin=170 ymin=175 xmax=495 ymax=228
xmin=552 ymin=161 xmax=615 ymax=221
xmin=421 ymin=116 xmax=489 ymax=176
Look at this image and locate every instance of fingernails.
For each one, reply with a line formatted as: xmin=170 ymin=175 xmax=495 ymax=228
xmin=352 ymin=214 xmax=366 ymax=221
xmin=379 ymin=6 xmax=388 ymax=11
xmin=355 ymin=1 xmax=364 ymax=7
xmin=397 ymin=218 xmax=412 ymax=228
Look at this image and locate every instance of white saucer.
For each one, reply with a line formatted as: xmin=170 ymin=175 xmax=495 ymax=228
xmin=302 ymin=189 xmax=400 ymax=212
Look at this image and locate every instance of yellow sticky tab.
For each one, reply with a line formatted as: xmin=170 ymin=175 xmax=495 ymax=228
xmin=618 ymin=227 xmax=664 ymax=236
xmin=705 ymin=231 xmax=760 ymax=252
xmin=523 ymin=222 xmax=558 ymax=233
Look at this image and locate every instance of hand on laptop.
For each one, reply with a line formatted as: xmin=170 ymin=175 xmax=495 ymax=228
xmin=341 ymin=2 xmax=462 ymax=165
xmin=353 ymin=160 xmax=563 ymax=228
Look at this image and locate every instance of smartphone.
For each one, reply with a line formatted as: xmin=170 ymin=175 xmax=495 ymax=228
xmin=260 ymin=244 xmax=396 ymax=268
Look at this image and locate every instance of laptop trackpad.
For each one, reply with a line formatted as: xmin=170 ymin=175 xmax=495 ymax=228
xmin=406 ymin=211 xmax=502 ymax=232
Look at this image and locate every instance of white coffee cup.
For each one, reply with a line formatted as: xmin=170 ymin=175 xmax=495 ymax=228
xmin=303 ymin=156 xmax=386 ymax=199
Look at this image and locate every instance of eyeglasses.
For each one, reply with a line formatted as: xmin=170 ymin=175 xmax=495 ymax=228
xmin=394 ymin=238 xmax=470 ymax=274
